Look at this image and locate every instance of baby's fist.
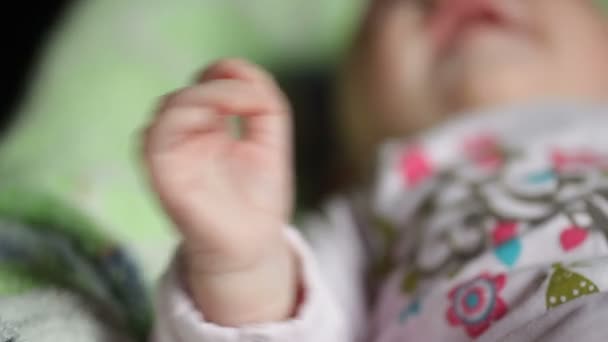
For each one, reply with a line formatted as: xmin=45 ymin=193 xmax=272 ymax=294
xmin=143 ymin=59 xmax=297 ymax=325
xmin=144 ymin=59 xmax=293 ymax=274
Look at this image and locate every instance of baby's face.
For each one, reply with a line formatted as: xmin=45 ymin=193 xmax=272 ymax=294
xmin=363 ymin=0 xmax=608 ymax=136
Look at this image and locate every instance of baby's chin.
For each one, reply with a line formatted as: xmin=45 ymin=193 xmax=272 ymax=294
xmin=437 ymin=20 xmax=540 ymax=67
xmin=432 ymin=57 xmax=554 ymax=116
xmin=426 ymin=39 xmax=551 ymax=111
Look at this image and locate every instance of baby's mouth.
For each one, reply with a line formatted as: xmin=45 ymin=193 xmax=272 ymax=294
xmin=428 ymin=0 xmax=519 ymax=57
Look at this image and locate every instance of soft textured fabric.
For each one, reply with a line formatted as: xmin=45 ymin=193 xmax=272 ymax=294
xmin=367 ymin=103 xmax=608 ymax=340
xmin=0 ymin=289 xmax=133 ymax=342
xmin=153 ymin=229 xmax=348 ymax=342
xmin=152 ymin=103 xmax=608 ymax=341
xmin=0 ymin=190 xmax=151 ymax=341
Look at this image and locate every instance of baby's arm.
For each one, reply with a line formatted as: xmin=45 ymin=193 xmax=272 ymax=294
xmin=143 ymin=59 xmax=366 ymax=341
xmin=143 ymin=59 xmax=295 ymax=326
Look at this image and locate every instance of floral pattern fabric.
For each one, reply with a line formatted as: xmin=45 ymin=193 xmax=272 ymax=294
xmin=370 ymin=106 xmax=608 ymax=341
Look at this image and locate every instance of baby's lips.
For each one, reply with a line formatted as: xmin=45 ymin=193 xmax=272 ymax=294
xmin=427 ymin=0 xmax=511 ymax=56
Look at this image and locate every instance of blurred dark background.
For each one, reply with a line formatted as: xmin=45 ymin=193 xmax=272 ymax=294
xmin=280 ymin=66 xmax=340 ymax=210
xmin=0 ymin=1 xmax=72 ymax=133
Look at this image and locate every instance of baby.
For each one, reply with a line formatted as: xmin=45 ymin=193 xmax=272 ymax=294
xmin=145 ymin=0 xmax=608 ymax=341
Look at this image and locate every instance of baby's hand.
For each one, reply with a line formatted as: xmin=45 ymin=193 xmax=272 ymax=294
xmin=143 ymin=59 xmax=296 ymax=325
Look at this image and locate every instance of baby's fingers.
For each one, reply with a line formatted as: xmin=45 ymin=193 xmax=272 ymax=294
xmin=144 ymin=105 xmax=222 ymax=155
xmin=197 ymin=59 xmax=283 ymax=97
xmin=196 ymin=60 xmax=292 ymax=150
xmin=160 ymin=79 xmax=278 ymax=116
xmin=145 ymin=80 xmax=277 ymax=154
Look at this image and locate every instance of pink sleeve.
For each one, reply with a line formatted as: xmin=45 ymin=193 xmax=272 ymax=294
xmin=150 ymin=228 xmax=351 ymax=342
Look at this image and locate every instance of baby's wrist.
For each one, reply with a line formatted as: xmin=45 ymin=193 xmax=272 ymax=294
xmin=181 ymin=237 xmax=298 ymax=326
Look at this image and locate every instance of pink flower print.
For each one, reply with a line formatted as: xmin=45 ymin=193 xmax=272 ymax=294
xmin=491 ymin=222 xmax=518 ymax=246
xmin=446 ymin=273 xmax=508 ymax=338
xmin=463 ymin=134 xmax=504 ymax=171
xmin=552 ymin=148 xmax=608 ymax=173
xmin=400 ymin=146 xmax=434 ymax=187
xmin=559 ymin=226 xmax=589 ymax=252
